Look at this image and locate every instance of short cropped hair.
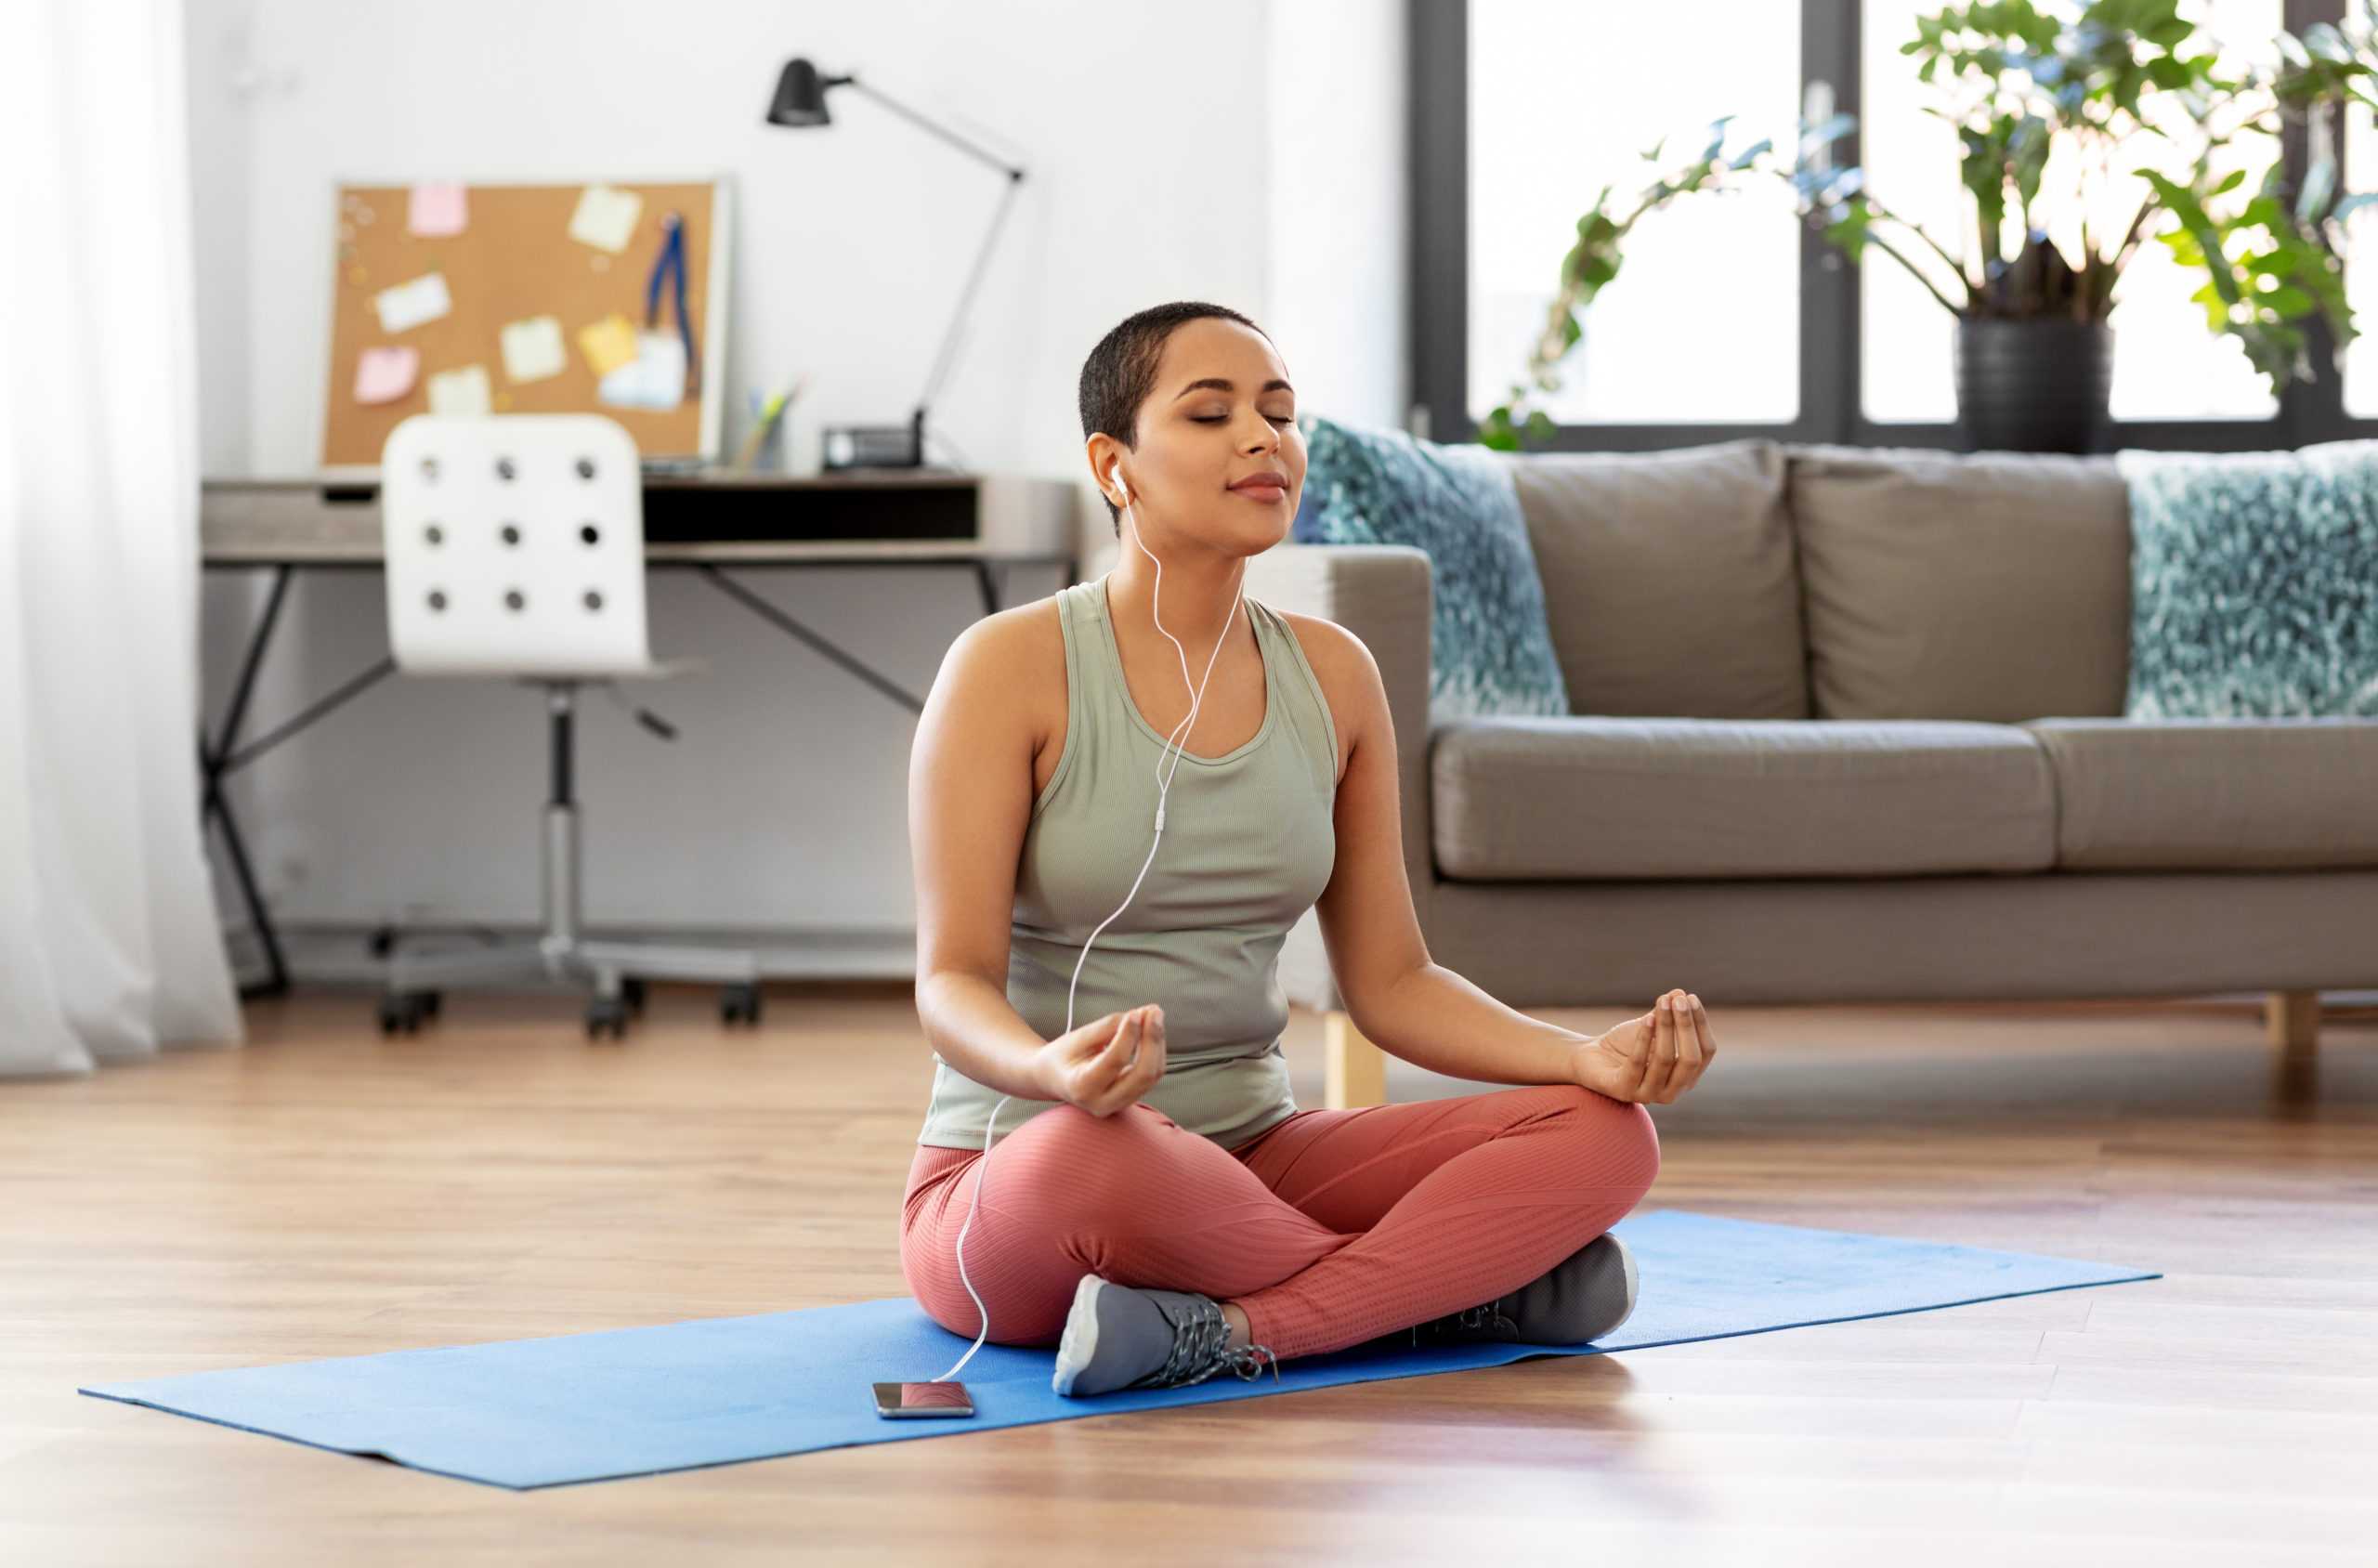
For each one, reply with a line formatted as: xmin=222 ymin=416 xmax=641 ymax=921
xmin=1078 ymin=301 xmax=1266 ymax=525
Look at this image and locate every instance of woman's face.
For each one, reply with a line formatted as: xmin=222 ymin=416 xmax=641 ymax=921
xmin=1100 ymin=318 xmax=1305 ymax=562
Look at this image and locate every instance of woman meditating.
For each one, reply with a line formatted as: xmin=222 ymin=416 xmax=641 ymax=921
xmin=904 ymin=301 xmax=1716 ymax=1397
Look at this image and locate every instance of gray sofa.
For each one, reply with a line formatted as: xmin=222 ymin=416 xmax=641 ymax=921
xmin=1246 ymin=441 xmax=2377 ymax=1103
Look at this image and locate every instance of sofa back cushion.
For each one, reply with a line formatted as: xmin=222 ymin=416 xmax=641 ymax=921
xmin=1507 ymin=440 xmax=1809 ymax=719
xmin=1788 ymin=448 xmax=2131 ymax=721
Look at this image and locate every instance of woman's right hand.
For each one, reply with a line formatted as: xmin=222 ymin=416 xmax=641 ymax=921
xmin=1033 ymin=1005 xmax=1168 ymax=1117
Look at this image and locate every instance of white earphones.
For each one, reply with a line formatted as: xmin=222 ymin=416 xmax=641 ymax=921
xmin=932 ymin=458 xmax=1241 ymax=1387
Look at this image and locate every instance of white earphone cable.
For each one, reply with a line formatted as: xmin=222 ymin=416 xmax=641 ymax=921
xmin=934 ymin=486 xmax=1238 ymax=1384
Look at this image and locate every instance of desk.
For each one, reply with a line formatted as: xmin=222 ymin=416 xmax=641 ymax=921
xmin=202 ymin=474 xmax=1076 ymax=994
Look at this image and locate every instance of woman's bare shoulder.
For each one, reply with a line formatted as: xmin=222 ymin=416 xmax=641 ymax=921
xmin=942 ymin=597 xmax=1063 ymax=674
xmin=1273 ymin=609 xmax=1382 ymax=694
xmin=1271 ymin=609 xmax=1387 ymax=754
xmin=931 ymin=596 xmax=1067 ymax=715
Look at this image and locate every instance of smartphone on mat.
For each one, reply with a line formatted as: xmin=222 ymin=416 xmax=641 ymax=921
xmin=872 ymin=1381 xmax=976 ymax=1419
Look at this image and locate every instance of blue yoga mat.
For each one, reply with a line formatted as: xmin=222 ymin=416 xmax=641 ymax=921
xmin=82 ymin=1211 xmax=2152 ymax=1489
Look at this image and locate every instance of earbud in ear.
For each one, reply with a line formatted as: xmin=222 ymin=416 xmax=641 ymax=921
xmin=1110 ymin=465 xmax=1130 ymax=505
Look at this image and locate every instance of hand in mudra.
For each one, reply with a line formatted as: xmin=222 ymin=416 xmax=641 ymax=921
xmin=1574 ymin=989 xmax=1715 ymax=1105
xmin=1036 ymin=1005 xmax=1168 ymax=1117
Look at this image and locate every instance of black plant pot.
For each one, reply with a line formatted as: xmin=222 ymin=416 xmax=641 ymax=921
xmin=1953 ymin=318 xmax=2113 ymax=454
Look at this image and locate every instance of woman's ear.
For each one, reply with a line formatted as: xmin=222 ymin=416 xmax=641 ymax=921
xmin=1084 ymin=433 xmax=1130 ymax=511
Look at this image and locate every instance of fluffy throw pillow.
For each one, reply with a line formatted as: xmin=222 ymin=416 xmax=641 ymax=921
xmin=1296 ymin=415 xmax=1569 ymax=721
xmin=2120 ymin=443 xmax=2378 ymax=717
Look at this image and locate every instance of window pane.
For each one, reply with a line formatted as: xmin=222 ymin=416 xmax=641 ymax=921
xmin=2344 ymin=103 xmax=2378 ymax=416
xmin=1860 ymin=0 xmax=2280 ymax=425
xmin=1469 ymin=0 xmax=1801 ymax=425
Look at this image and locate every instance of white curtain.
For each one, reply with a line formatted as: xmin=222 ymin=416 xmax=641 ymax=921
xmin=0 ymin=0 xmax=241 ymax=1075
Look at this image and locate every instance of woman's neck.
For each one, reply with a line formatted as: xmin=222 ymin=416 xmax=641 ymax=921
xmin=1106 ymin=529 xmax=1248 ymax=654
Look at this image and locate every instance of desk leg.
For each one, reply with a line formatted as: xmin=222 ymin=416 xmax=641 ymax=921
xmin=697 ymin=565 xmax=926 ymax=713
xmin=202 ymin=565 xmax=294 ymax=997
xmin=972 ymin=559 xmax=1001 ymax=616
xmin=202 ymin=764 xmax=289 ymax=997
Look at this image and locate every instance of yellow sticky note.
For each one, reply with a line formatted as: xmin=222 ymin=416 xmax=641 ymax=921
xmin=500 ymin=316 xmax=568 ymax=384
xmin=578 ymin=313 xmax=641 ymax=377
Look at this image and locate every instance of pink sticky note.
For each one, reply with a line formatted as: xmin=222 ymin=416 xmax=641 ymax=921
xmin=354 ymin=346 xmax=420 ymax=405
xmin=407 ymin=182 xmax=468 ymax=238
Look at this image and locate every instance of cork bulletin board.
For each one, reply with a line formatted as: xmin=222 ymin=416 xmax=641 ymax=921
xmin=320 ymin=180 xmax=729 ymax=472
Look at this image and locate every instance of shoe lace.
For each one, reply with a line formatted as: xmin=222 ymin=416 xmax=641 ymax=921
xmin=1155 ymin=1298 xmax=1281 ymax=1388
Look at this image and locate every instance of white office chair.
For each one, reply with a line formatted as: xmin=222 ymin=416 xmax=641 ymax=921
xmin=376 ymin=413 xmax=760 ymax=1037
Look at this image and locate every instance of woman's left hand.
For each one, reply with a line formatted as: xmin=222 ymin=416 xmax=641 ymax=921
xmin=1571 ymin=989 xmax=1715 ymax=1105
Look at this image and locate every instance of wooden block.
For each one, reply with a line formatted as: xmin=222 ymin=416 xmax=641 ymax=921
xmin=2265 ymin=990 xmax=2319 ymax=1057
xmin=1324 ymin=1011 xmax=1387 ymax=1109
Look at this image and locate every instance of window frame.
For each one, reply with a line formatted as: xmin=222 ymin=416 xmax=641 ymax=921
xmin=1410 ymin=0 xmax=2371 ymax=451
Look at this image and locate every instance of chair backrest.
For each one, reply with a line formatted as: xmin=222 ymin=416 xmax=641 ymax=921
xmin=380 ymin=414 xmax=652 ymax=676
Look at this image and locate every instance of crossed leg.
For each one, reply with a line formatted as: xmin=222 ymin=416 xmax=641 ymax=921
xmin=900 ymin=1083 xmax=1659 ymax=1361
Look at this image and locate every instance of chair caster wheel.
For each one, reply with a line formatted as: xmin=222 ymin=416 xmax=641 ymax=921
xmin=378 ymin=991 xmax=432 ymax=1035
xmin=719 ymin=983 xmax=762 ymax=1026
xmin=585 ymin=996 xmax=629 ymax=1039
xmin=621 ymin=977 xmax=647 ymax=1013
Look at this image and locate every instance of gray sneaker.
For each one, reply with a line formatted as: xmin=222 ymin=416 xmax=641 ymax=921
xmin=1411 ymin=1233 xmax=1639 ymax=1348
xmin=1052 ymin=1276 xmax=1278 ymax=1397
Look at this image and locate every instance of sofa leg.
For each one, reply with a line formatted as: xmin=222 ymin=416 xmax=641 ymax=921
xmin=1324 ymin=1011 xmax=1387 ymax=1110
xmin=2266 ymin=989 xmax=2320 ymax=1059
xmin=2266 ymin=988 xmax=2321 ymax=1060
xmin=2267 ymin=989 xmax=2321 ymax=1107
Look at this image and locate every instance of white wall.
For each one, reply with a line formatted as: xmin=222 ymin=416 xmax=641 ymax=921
xmin=187 ymin=0 xmax=1403 ymax=956
xmin=1267 ymin=0 xmax=1407 ymax=432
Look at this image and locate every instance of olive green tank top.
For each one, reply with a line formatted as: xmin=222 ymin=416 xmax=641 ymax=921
xmin=917 ymin=577 xmax=1339 ymax=1151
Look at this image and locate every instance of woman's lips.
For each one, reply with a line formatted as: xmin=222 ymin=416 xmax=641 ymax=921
xmin=1230 ymin=475 xmax=1289 ymax=501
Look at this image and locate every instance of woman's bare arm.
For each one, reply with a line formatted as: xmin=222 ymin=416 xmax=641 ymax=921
xmin=909 ymin=605 xmax=1169 ymax=1115
xmin=1285 ymin=614 xmax=1713 ymax=1104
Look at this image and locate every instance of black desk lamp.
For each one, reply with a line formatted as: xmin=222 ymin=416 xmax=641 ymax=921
xmin=767 ymin=59 xmax=1028 ymax=469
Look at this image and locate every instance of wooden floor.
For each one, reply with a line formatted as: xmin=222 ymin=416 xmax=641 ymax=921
xmin=4 ymin=987 xmax=2375 ymax=1566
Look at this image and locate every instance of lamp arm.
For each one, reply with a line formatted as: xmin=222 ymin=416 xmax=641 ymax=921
xmin=843 ymin=77 xmax=1027 ymax=180
xmin=914 ymin=170 xmax=1026 ymax=428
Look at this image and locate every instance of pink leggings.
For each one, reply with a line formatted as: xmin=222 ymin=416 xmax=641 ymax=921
xmin=900 ymin=1084 xmax=1659 ymax=1362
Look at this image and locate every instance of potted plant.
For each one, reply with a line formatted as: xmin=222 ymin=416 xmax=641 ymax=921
xmin=1483 ymin=0 xmax=2378 ymax=453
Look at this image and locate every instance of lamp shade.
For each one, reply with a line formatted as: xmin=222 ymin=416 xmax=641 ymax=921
xmin=766 ymin=59 xmax=835 ymax=127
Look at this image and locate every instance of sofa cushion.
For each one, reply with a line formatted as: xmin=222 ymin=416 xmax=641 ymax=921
xmin=2029 ymin=717 xmax=2378 ymax=869
xmin=1431 ymin=717 xmax=2057 ymax=882
xmin=1789 ymin=448 xmax=2131 ymax=722
xmin=1507 ymin=440 xmax=1809 ymax=720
